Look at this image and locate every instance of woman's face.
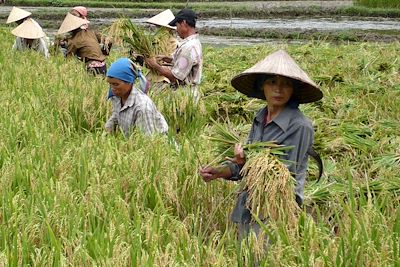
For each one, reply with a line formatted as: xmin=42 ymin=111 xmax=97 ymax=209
xmin=107 ymin=77 xmax=132 ymax=98
xmin=262 ymin=75 xmax=294 ymax=108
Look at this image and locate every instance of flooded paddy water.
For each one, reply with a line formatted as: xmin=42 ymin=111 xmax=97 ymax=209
xmin=1 ymin=2 xmax=399 ymax=45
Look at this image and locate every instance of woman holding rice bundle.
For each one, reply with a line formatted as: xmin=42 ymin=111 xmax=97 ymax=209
xmin=105 ymin=58 xmax=168 ymax=137
xmin=199 ymin=50 xmax=323 ymax=243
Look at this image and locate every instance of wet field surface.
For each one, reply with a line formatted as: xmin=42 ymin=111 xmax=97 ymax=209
xmin=1 ymin=1 xmax=399 ymax=46
xmin=88 ymin=16 xmax=400 ymax=31
xmin=0 ymin=1 xmax=354 ymax=15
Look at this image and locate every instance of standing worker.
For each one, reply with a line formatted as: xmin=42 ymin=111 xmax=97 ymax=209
xmin=199 ymin=50 xmax=323 ymax=252
xmin=142 ymin=9 xmax=178 ymax=90
xmin=145 ymin=9 xmax=203 ymax=101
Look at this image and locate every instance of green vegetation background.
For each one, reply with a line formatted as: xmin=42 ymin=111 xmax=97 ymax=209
xmin=0 ymin=26 xmax=400 ymax=265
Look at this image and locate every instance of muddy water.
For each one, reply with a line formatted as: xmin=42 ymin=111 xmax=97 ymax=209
xmin=2 ymin=2 xmax=399 ymax=46
xmin=14 ymin=15 xmax=400 ymax=46
xmin=88 ymin=16 xmax=400 ymax=31
xmin=199 ymin=17 xmax=400 ymax=31
xmin=0 ymin=1 xmax=354 ymax=15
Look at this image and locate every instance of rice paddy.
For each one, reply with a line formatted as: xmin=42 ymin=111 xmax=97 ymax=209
xmin=0 ymin=21 xmax=400 ymax=266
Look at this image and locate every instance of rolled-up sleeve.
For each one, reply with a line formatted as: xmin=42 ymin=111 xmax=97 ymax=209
xmin=222 ymin=161 xmax=243 ymax=181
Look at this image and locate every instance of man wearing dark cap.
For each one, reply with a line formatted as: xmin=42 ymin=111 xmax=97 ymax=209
xmin=145 ymin=8 xmax=203 ymax=101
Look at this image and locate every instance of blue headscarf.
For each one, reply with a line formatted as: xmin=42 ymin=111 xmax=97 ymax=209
xmin=106 ymin=58 xmax=149 ymax=98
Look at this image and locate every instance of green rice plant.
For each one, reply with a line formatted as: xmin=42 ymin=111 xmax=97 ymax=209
xmin=354 ymin=0 xmax=400 ymax=8
xmin=205 ymin=118 xmax=290 ymax=161
xmin=1 ymin=25 xmax=400 ymax=265
xmin=151 ymin=87 xmax=206 ymax=137
xmin=121 ymin=18 xmax=155 ymax=58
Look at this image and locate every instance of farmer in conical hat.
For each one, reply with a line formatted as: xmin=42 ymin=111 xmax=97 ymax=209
xmin=6 ymin=6 xmax=32 ymax=25
xmin=57 ymin=13 xmax=107 ymax=76
xmin=11 ymin=18 xmax=49 ymax=58
xmin=138 ymin=9 xmax=179 ymax=90
xmin=199 ymin=49 xmax=323 ymax=242
xmin=7 ymin=7 xmax=49 ymax=58
xmin=145 ymin=8 xmax=202 ymax=101
xmin=105 ymin=58 xmax=168 ymax=137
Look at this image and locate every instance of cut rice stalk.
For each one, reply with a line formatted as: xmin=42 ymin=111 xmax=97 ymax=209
xmin=242 ymin=148 xmax=300 ymax=226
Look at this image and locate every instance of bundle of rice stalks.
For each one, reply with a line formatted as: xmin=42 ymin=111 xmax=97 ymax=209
xmin=108 ymin=18 xmax=155 ymax=58
xmin=152 ymin=27 xmax=176 ymax=57
xmin=207 ymin=119 xmax=289 ymax=159
xmin=241 ymin=149 xmax=300 ymax=226
xmin=103 ymin=18 xmax=127 ymax=47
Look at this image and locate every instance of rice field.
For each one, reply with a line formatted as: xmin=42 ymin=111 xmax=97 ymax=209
xmin=0 ymin=26 xmax=400 ymax=266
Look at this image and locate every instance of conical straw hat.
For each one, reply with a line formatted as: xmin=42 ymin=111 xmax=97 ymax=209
xmin=146 ymin=9 xmax=176 ymax=30
xmin=57 ymin=13 xmax=90 ymax=34
xmin=6 ymin=6 xmax=32 ymax=24
xmin=11 ymin=18 xmax=45 ymax=39
xmin=231 ymin=50 xmax=323 ymax=104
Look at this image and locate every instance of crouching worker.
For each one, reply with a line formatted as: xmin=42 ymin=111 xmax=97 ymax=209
xmin=57 ymin=13 xmax=107 ymax=76
xmin=11 ymin=18 xmax=49 ymax=58
xmin=199 ymin=50 xmax=323 ymax=254
xmin=105 ymin=58 xmax=169 ymax=137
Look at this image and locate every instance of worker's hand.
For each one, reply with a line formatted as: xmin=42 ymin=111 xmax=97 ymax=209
xmin=105 ymin=127 xmax=114 ymax=134
xmin=156 ymin=55 xmax=172 ymax=63
xmin=133 ymin=55 xmax=144 ymax=66
xmin=199 ymin=166 xmax=222 ymax=182
xmin=225 ymin=143 xmax=246 ymax=166
xmin=144 ymin=57 xmax=158 ymax=70
xmin=234 ymin=143 xmax=245 ymax=164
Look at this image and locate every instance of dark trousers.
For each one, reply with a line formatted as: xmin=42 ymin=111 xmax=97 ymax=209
xmin=87 ymin=65 xmax=107 ymax=76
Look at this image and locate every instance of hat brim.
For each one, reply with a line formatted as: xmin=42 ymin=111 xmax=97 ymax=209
xmin=231 ymin=72 xmax=323 ymax=104
xmin=11 ymin=18 xmax=45 ymax=39
xmin=57 ymin=13 xmax=90 ymax=35
xmin=146 ymin=9 xmax=176 ymax=30
xmin=6 ymin=7 xmax=32 ymax=24
xmin=148 ymin=21 xmax=176 ymax=30
xmin=168 ymin=17 xmax=179 ymax=26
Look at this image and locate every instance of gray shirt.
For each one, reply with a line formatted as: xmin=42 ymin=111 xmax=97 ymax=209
xmin=105 ymin=88 xmax=168 ymax=137
xmin=225 ymin=105 xmax=314 ymax=222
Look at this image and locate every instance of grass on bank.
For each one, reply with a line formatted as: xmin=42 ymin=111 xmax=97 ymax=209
xmin=355 ymin=0 xmax=400 ymax=8
xmin=3 ymin=1 xmax=400 ymax=18
xmin=0 ymin=27 xmax=400 ymax=265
